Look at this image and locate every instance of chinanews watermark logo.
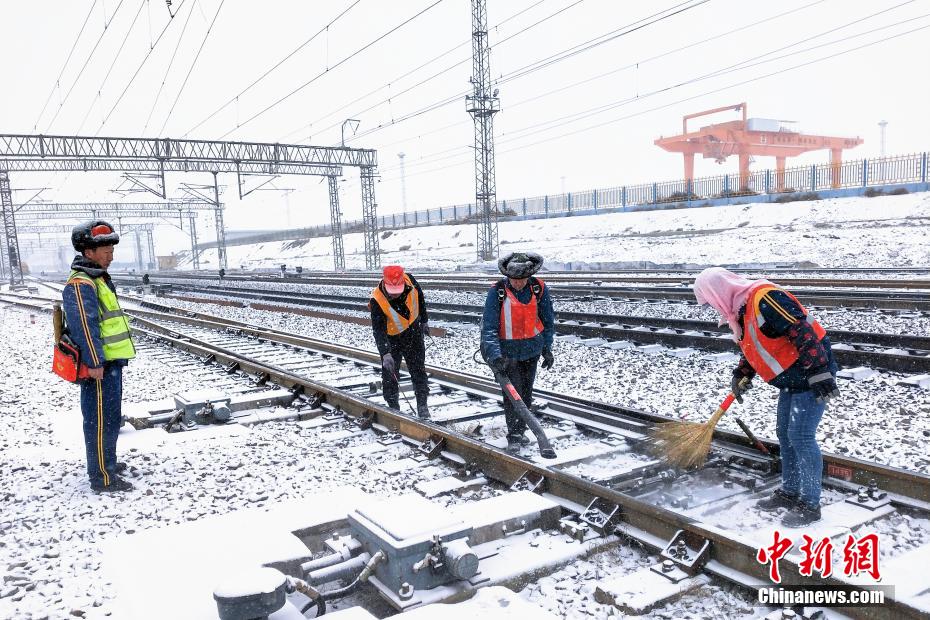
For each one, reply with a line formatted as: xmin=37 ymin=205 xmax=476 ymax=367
xmin=755 ymin=530 xmax=892 ymax=608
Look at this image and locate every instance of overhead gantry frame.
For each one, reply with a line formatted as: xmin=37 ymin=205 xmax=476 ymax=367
xmin=0 ymin=134 xmax=380 ymax=284
xmin=13 ymin=202 xmax=215 ymax=274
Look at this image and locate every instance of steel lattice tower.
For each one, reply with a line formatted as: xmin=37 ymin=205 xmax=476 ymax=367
xmin=466 ymin=0 xmax=501 ymax=262
xmin=360 ymin=166 xmax=381 ymax=270
xmin=0 ymin=171 xmax=23 ymax=285
xmin=328 ymin=175 xmax=345 ymax=271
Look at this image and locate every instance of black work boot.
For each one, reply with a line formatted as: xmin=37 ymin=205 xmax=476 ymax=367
xmin=416 ymin=403 xmax=431 ymax=420
xmin=782 ymin=502 xmax=822 ymax=528
xmin=507 ymin=433 xmax=531 ymax=446
xmin=115 ymin=462 xmax=128 ymax=474
xmin=91 ymin=477 xmax=134 ymax=493
xmin=756 ymin=489 xmax=799 ymax=512
xmin=385 ymin=400 xmax=400 ymax=411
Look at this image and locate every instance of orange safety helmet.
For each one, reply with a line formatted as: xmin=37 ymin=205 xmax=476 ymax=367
xmin=382 ymin=265 xmax=406 ymax=295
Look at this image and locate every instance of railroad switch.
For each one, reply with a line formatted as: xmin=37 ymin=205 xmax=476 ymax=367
xmin=845 ymin=478 xmax=890 ymax=511
xmin=510 ymin=470 xmax=545 ymax=494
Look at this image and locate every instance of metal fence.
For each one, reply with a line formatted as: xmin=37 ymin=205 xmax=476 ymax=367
xmin=201 ymin=152 xmax=929 ymax=249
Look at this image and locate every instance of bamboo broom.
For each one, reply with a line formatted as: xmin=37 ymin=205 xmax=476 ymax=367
xmin=649 ymin=378 xmax=749 ymax=469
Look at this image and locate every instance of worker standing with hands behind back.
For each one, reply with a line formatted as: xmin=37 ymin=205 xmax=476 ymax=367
xmin=693 ymin=267 xmax=839 ymax=527
xmin=62 ymin=221 xmax=137 ymax=493
xmin=369 ymin=265 xmax=431 ymax=419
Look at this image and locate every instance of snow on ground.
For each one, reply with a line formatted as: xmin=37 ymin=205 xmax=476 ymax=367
xmin=155 ymin=278 xmax=930 ymax=336
xmin=0 ymin=306 xmax=770 ymax=620
xmin=149 ymin=296 xmax=930 ymax=474
xmin=190 ymin=192 xmax=930 ymax=270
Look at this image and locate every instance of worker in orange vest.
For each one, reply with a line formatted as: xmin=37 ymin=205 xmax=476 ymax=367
xmin=480 ymin=252 xmax=556 ymax=452
xmin=694 ymin=267 xmax=839 ymax=528
xmin=369 ymin=265 xmax=430 ymax=419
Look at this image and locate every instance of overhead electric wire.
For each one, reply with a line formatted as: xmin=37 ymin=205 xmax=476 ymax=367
xmin=97 ymin=0 xmax=190 ymax=133
xmin=142 ymin=0 xmax=198 ymax=133
xmin=284 ymin=0 xmax=584 ymax=144
xmin=277 ymin=0 xmax=552 ymax=143
xmin=343 ymin=0 xmax=708 ymax=145
xmin=216 ymin=0 xmax=448 ymax=140
xmin=496 ymin=10 xmax=930 ymax=145
xmin=355 ymin=1 xmax=907 ymax=178
xmin=157 ymin=0 xmax=226 ymax=136
xmin=370 ymin=21 xmax=930 ymax=187
xmin=33 ymin=0 xmax=99 ymax=131
xmin=75 ymin=0 xmax=147 ymax=134
xmin=43 ymin=0 xmax=128 ymax=132
xmin=182 ymin=0 xmax=363 ymax=138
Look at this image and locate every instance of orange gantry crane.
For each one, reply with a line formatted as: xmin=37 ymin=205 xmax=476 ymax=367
xmin=654 ymin=103 xmax=863 ymax=191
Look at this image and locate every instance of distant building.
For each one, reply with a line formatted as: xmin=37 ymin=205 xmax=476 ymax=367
xmin=157 ymin=254 xmax=179 ymax=270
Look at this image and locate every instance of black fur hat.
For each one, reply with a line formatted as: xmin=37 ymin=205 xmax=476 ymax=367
xmin=497 ymin=252 xmax=543 ymax=278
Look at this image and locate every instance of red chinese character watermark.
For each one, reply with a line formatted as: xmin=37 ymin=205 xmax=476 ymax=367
xmin=798 ymin=534 xmax=833 ymax=578
xmin=842 ymin=533 xmax=881 ymax=581
xmin=757 ymin=530 xmax=794 ymax=583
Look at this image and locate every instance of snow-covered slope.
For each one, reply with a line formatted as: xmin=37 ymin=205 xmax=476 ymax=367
xmin=191 ymin=192 xmax=930 ymax=270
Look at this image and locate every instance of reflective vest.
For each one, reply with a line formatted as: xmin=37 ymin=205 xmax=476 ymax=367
xmin=370 ymin=275 xmax=420 ymax=336
xmin=68 ymin=271 xmax=136 ymax=361
xmin=738 ymin=283 xmax=825 ymax=382
xmin=499 ymin=279 xmax=545 ymax=341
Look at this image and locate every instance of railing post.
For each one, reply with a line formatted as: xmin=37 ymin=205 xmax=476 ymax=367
xmin=567 ymin=192 xmax=572 ymax=214
xmin=592 ymin=189 xmax=598 ymax=211
xmin=522 ymin=197 xmax=527 ymax=216
xmin=723 ymin=175 xmax=729 ymax=198
xmin=811 ymin=165 xmax=816 ymax=191
xmin=622 ymin=186 xmax=627 ymax=210
xmin=922 ymin=152 xmax=928 ymax=183
xmin=765 ymin=170 xmax=770 ymax=194
xmin=502 ymin=199 xmax=507 ymax=218
xmin=392 ymin=213 xmax=396 ymax=227
xmin=862 ymin=159 xmax=869 ymax=187
xmin=652 ymin=183 xmax=657 ymax=204
xmin=687 ymin=179 xmax=692 ymax=207
xmin=544 ymin=195 xmax=549 ymax=216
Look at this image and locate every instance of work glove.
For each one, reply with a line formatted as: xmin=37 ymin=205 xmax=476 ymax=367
xmin=489 ymin=357 xmax=510 ymax=374
xmin=421 ymin=322 xmax=430 ymax=338
xmin=381 ymin=353 xmax=396 ymax=376
xmin=541 ymin=347 xmax=554 ymax=370
xmin=730 ymin=373 xmax=752 ymax=404
xmin=808 ymin=369 xmax=840 ymax=404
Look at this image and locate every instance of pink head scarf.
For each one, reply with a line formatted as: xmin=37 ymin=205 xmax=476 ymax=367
xmin=693 ymin=267 xmax=770 ymax=341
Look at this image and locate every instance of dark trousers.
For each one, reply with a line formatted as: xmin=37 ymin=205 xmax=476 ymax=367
xmin=501 ymin=356 xmax=539 ymax=437
xmin=382 ymin=329 xmax=429 ymax=411
xmin=80 ymin=364 xmax=123 ymax=487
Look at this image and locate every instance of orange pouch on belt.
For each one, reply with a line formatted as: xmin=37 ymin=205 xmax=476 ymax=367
xmin=52 ymin=339 xmax=82 ymax=383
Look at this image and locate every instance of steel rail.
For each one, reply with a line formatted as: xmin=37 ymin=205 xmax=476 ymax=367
xmin=127 ymin=308 xmax=929 ymax=620
xmin=123 ymin=282 xmax=930 ymax=374
xmin=113 ymin=272 xmax=930 ymax=311
xmin=4 ymin=291 xmax=928 ymax=618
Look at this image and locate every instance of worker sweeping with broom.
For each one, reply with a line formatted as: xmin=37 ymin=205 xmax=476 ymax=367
xmin=676 ymin=267 xmax=839 ymax=527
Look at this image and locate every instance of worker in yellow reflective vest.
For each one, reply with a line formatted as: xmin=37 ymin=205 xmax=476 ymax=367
xmin=62 ymin=220 xmax=136 ymax=493
xmin=369 ymin=265 xmax=430 ymax=419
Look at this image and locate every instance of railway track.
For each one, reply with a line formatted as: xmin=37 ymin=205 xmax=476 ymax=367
xmin=119 ymin=281 xmax=930 ymax=375
xmin=112 ymin=272 xmax=930 ymax=311
xmin=4 ymin=290 xmax=930 ymax=618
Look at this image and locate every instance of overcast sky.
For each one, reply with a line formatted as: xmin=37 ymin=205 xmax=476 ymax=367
xmin=2 ymin=0 xmax=929 ymax=256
